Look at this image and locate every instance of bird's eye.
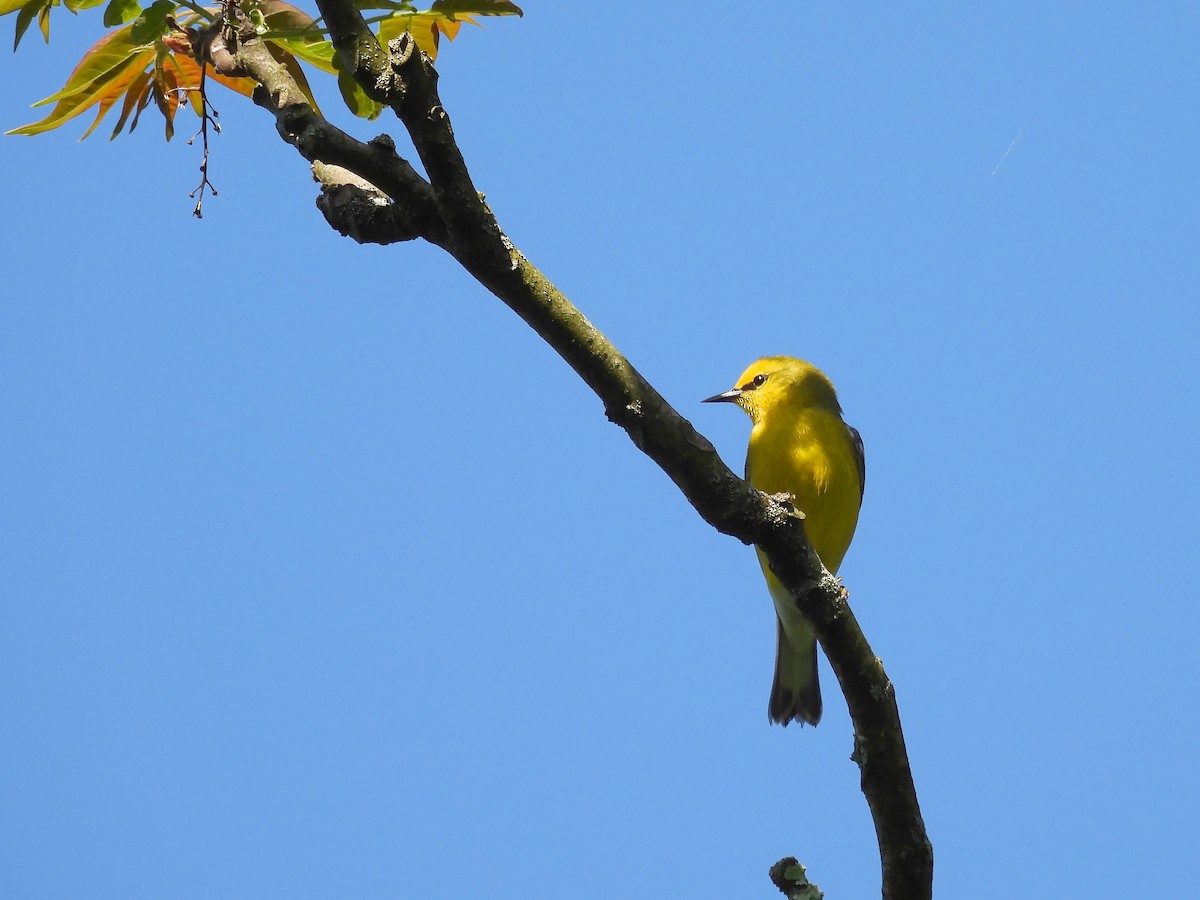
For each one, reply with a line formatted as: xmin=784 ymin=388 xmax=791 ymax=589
xmin=752 ymin=374 xmax=768 ymax=388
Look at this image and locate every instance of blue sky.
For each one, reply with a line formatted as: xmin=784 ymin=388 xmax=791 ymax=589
xmin=3 ymin=4 xmax=1198 ymax=898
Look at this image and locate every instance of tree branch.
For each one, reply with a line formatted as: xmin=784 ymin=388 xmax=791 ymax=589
xmin=453 ymin=245 xmax=934 ymax=899
xmin=312 ymin=0 xmax=507 ymax=265
xmin=312 ymin=162 xmax=423 ymax=244
xmin=222 ymin=10 xmax=933 ymax=898
xmin=220 ymin=29 xmax=447 ymax=246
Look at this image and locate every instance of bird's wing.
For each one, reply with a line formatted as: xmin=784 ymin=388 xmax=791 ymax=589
xmin=846 ymin=423 xmax=866 ymax=500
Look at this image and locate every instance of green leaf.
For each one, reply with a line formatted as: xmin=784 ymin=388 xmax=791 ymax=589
xmin=351 ymin=0 xmax=418 ymax=11
xmin=335 ymin=61 xmax=382 ymax=119
xmin=12 ymin=0 xmax=44 ymax=51
xmin=429 ymin=0 xmax=521 ymax=16
xmin=130 ymin=0 xmax=175 ymax=45
xmin=103 ymin=0 xmax=142 ymax=28
xmin=269 ymin=34 xmax=337 ymax=74
xmin=256 ymin=1 xmax=339 ymax=74
xmin=65 ymin=0 xmax=111 ymax=11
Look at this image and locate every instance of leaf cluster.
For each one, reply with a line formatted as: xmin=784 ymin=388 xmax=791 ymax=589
xmin=3 ymin=0 xmax=522 ymax=138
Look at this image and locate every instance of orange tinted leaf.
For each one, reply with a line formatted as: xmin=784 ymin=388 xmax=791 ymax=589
xmin=167 ymin=49 xmax=257 ymax=101
xmin=166 ymin=53 xmax=202 ymax=87
xmin=206 ymin=67 xmax=258 ymax=99
xmin=161 ymin=31 xmax=194 ymax=55
xmin=109 ymin=67 xmax=152 ymax=139
xmin=165 ymin=52 xmax=205 ymax=115
xmin=151 ymin=60 xmax=182 ymax=140
xmin=131 ymin=30 xmax=255 ymax=103
xmin=127 ymin=77 xmax=154 ymax=133
xmin=81 ymin=71 xmax=133 ymax=138
xmin=435 ymin=16 xmax=462 ymax=40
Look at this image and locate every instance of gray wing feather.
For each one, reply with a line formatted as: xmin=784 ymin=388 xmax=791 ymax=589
xmin=846 ymin=423 xmax=866 ymax=500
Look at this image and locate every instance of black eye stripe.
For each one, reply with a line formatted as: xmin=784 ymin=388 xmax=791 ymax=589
xmin=744 ymin=373 xmax=768 ymax=390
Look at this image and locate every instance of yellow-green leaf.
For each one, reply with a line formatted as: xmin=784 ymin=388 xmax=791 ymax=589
xmin=378 ymin=12 xmax=444 ymax=58
xmin=336 ymin=66 xmax=382 ymax=119
xmin=269 ymin=34 xmax=337 ymax=74
xmin=252 ymin=2 xmax=339 ymax=75
xmin=74 ymin=50 xmax=157 ymax=138
xmin=374 ymin=3 xmax=514 ymax=61
xmin=31 ymin=26 xmax=148 ymax=107
xmin=8 ymin=28 xmax=155 ymax=136
xmin=263 ymin=41 xmax=323 ymax=116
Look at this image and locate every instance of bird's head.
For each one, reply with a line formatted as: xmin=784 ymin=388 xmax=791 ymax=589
xmin=703 ymin=356 xmax=842 ymax=424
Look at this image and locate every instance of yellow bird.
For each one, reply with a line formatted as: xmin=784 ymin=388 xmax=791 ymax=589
xmin=704 ymin=357 xmax=865 ymax=726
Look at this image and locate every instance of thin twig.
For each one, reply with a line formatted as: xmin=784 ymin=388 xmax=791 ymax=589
xmin=186 ymin=63 xmax=220 ymax=218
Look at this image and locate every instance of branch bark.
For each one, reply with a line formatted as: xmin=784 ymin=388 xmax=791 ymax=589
xmin=218 ymin=12 xmax=933 ymax=899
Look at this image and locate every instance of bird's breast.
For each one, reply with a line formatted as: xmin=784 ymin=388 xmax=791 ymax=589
xmin=745 ymin=410 xmax=862 ymax=573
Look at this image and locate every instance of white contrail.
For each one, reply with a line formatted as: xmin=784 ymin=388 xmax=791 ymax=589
xmin=992 ymin=121 xmax=1027 ymax=176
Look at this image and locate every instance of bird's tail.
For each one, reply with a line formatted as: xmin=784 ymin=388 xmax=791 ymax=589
xmin=768 ymin=618 xmax=822 ymax=726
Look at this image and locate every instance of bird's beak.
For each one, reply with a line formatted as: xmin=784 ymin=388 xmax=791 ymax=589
xmin=702 ymin=389 xmax=742 ymax=404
